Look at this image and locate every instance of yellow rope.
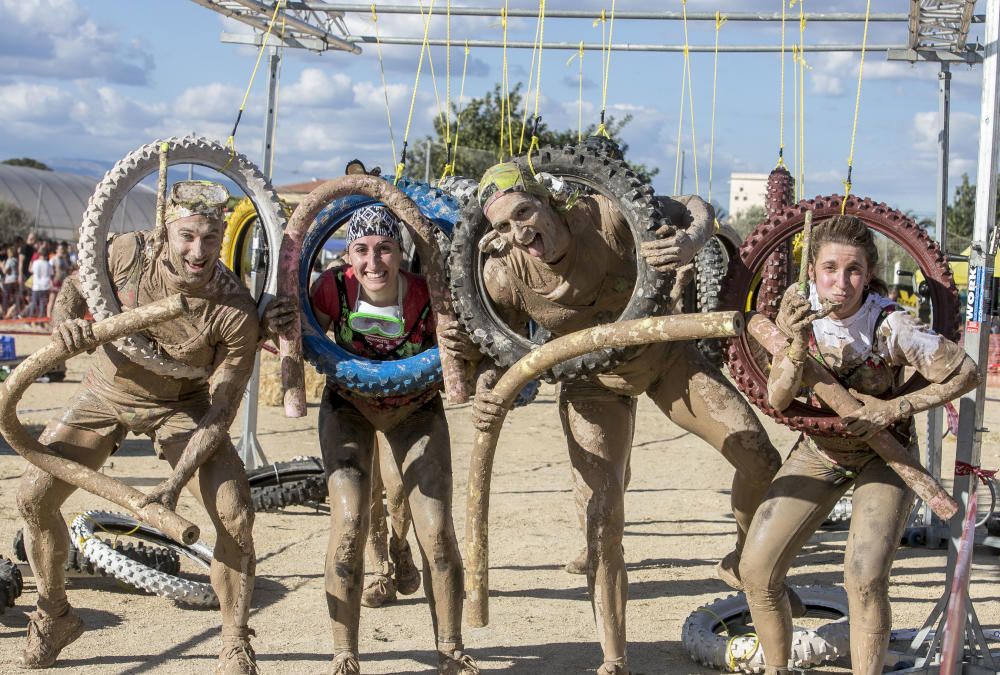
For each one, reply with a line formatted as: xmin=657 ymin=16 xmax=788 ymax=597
xmin=792 ymin=42 xmax=799 ymax=198
xmin=567 ymin=41 xmax=585 ymax=142
xmin=225 ymin=0 xmax=285 ymax=165
xmin=842 ymin=0 xmax=872 ymax=213
xmin=397 ymin=0 xmax=436 ymax=182
xmin=267 ymin=9 xmax=288 ymax=178
xmin=594 ymin=2 xmax=616 ymax=138
xmin=417 ymin=0 xmax=447 ymax=150
xmin=797 ymin=0 xmax=808 ymax=200
xmin=525 ymin=0 xmax=546 ymax=172
xmin=499 ymin=2 xmax=511 ymax=160
xmin=707 ymin=11 xmax=726 ymax=203
xmin=776 ymin=0 xmax=787 ymax=168
xmin=441 ymin=41 xmax=471 ymax=180
xmin=371 ymin=3 xmax=398 ymax=167
xmin=444 ymin=0 xmax=452 ymax=152
xmin=517 ymin=3 xmax=544 ymax=154
xmin=681 ymin=0 xmax=699 ymax=194
xmin=693 ymin=606 xmax=761 ymax=672
xmin=673 ymin=53 xmax=687 ymax=195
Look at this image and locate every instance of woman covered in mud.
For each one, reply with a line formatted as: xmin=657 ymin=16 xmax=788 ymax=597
xmin=739 ymin=215 xmax=980 ymax=675
xmin=266 ymin=205 xmax=479 ymax=675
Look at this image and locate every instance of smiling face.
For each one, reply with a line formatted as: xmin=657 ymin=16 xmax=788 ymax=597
xmin=809 ymin=241 xmax=874 ymax=319
xmin=348 ymin=234 xmax=402 ymax=304
xmin=164 ymin=214 xmax=224 ymax=288
xmin=484 ymin=192 xmax=570 ymax=264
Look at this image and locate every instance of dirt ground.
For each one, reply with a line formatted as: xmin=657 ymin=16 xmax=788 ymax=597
xmin=0 ymin=333 xmax=998 ymax=674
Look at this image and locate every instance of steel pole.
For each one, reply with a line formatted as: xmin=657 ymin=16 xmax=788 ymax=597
xmin=944 ymin=0 xmax=999 ymax=669
xmin=236 ymin=47 xmax=280 ymax=471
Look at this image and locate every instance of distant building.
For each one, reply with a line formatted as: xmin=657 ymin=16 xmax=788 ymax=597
xmin=728 ymin=173 xmax=768 ymax=220
xmin=274 ymin=178 xmax=333 ymax=207
xmin=0 ymin=164 xmax=156 ymax=244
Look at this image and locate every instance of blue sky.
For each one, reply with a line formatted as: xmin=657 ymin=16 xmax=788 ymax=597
xmin=0 ymin=0 xmax=991 ymax=219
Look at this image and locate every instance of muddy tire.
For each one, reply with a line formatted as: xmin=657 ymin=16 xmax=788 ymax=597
xmin=720 ymin=195 xmax=960 ymax=436
xmin=70 ymin=511 xmax=217 ymax=608
xmin=298 ymin=177 xmax=457 ymax=397
xmin=682 ymin=585 xmax=850 ymax=673
xmin=15 ymin=528 xmax=179 ymax=576
xmin=691 ymin=236 xmax=729 ymax=367
xmin=247 ymin=456 xmax=328 ymax=512
xmin=77 ymin=136 xmax=285 ymax=380
xmin=448 ymin=144 xmax=671 ymax=383
xmin=0 ymin=555 xmax=23 ymax=614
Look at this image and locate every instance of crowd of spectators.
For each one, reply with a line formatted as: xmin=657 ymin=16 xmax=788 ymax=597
xmin=0 ymin=232 xmax=76 ymax=320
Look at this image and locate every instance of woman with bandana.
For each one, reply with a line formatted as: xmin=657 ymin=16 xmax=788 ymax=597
xmin=266 ymin=205 xmax=479 ymax=675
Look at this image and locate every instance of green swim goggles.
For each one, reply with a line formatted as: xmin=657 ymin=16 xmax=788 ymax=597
xmin=348 ymin=281 xmax=406 ymax=338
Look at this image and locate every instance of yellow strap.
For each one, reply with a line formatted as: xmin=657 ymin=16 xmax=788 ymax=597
xmin=398 ymin=0 xmax=436 ymax=183
xmin=441 ymin=42 xmax=471 ymax=181
xmin=673 ymin=51 xmax=687 ymax=194
xmin=570 ymin=41 xmax=584 ymax=142
xmin=526 ymin=0 xmax=546 ymax=169
xmin=444 ymin=0 xmax=452 ymax=148
xmin=776 ymin=0 xmax=787 ymax=168
xmin=499 ymin=2 xmax=510 ymax=160
xmin=225 ymin=0 xmax=285 ymax=168
xmin=417 ymin=0 xmax=447 ymax=150
xmin=517 ymin=2 xmax=544 ymax=154
xmin=371 ymin=3 xmax=398 ymax=167
xmin=798 ymin=2 xmax=808 ymax=198
xmin=681 ymin=0 xmax=699 ymax=194
xmin=707 ymin=11 xmax=726 ymax=203
xmin=842 ymin=0 xmax=872 ymax=213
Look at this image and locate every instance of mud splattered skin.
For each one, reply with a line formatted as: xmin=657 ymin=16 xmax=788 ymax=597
xmin=477 ymin=193 xmax=781 ymax=672
xmin=744 ymin=283 xmax=978 ymax=675
xmin=18 ymin=227 xmax=260 ymax=668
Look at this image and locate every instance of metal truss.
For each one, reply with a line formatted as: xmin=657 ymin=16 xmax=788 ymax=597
xmin=189 ymin=0 xmax=361 ymax=53
xmin=889 ymin=0 xmax=982 ymax=63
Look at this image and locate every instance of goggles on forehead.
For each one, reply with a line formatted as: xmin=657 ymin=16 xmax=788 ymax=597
xmin=170 ymin=180 xmax=229 ymax=208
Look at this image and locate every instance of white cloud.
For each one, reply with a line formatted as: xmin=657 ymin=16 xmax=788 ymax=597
xmin=282 ymin=69 xmax=353 ymax=107
xmin=0 ymin=83 xmax=74 ymax=124
xmin=172 ymin=84 xmax=245 ymax=123
xmin=811 ymin=72 xmax=845 ymax=96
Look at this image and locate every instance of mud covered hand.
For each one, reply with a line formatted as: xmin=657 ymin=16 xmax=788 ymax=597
xmin=472 ymin=390 xmax=506 ymax=432
xmin=775 ymin=285 xmax=838 ymax=362
xmin=640 ymin=226 xmax=699 ymax=272
xmin=52 ymin=318 xmax=96 ymax=354
xmin=438 ymin=320 xmax=482 ymax=363
xmin=138 ymin=476 xmax=185 ymax=512
xmin=842 ymin=390 xmax=909 ymax=439
xmin=261 ymin=296 xmax=298 ymax=343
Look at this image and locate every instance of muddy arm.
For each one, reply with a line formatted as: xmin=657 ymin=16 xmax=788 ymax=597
xmin=0 ymin=295 xmax=200 ymax=544
xmin=50 ymin=273 xmax=88 ymax=327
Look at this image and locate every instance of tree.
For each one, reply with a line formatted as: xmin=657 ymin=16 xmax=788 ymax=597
xmin=946 ymin=173 xmax=976 ymax=253
xmin=0 ymin=202 xmax=35 ymax=241
xmin=728 ymin=205 xmax=766 ymax=238
xmin=2 ymin=158 xmax=51 ymax=171
xmin=404 ymin=82 xmax=658 ymax=184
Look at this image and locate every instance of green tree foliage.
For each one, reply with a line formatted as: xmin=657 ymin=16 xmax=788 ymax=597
xmin=728 ymin=205 xmax=766 ymax=238
xmin=2 ymin=158 xmax=51 ymax=171
xmin=946 ymin=173 xmax=976 ymax=252
xmin=0 ymin=202 xmax=35 ymax=241
xmin=404 ymin=82 xmax=658 ymax=184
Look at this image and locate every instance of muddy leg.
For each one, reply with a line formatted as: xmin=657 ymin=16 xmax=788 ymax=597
xmin=319 ymin=390 xmax=376 ymax=658
xmin=844 ymin=457 xmax=913 ymax=675
xmin=17 ymin=422 xmax=121 ymax=617
xmin=378 ymin=433 xmax=420 ymax=595
xmin=559 ymin=381 xmax=634 ymax=670
xmin=739 ymin=439 xmax=847 ymax=670
xmin=362 ymin=440 xmax=396 ymax=608
xmin=646 ymin=345 xmax=780 ymax=581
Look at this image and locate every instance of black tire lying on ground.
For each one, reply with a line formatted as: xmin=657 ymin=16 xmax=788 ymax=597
xmin=14 ymin=528 xmax=179 ymax=576
xmin=448 ymin=143 xmax=672 ymax=383
xmin=0 ymin=555 xmax=23 ymax=614
xmin=247 ymin=456 xmax=328 ymax=512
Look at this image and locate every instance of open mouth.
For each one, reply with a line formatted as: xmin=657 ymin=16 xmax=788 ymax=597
xmin=185 ymin=259 xmax=208 ymax=274
xmin=524 ymin=233 xmax=545 ymax=259
xmin=365 ymin=270 xmax=387 ymax=281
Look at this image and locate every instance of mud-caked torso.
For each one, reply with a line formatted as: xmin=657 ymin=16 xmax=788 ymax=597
xmin=91 ymin=231 xmax=259 ymax=401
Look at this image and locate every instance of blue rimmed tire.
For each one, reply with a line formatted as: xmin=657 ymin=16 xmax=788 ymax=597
xmin=298 ymin=176 xmax=458 ymax=397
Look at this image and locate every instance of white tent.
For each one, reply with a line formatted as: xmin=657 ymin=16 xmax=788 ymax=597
xmin=0 ymin=164 xmax=156 ymax=244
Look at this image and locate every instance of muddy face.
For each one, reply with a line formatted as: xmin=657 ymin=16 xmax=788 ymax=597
xmin=164 ymin=215 xmax=224 ymax=288
xmin=347 ymin=234 xmax=402 ymax=305
xmin=485 ymin=192 xmax=571 ymax=264
xmin=808 ymin=242 xmax=872 ymax=320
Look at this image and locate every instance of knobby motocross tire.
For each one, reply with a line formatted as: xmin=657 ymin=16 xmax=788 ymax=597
xmin=692 ymin=236 xmax=728 ymax=367
xmin=14 ymin=527 xmax=180 ymax=576
xmin=682 ymin=585 xmax=850 ymax=673
xmin=247 ymin=456 xmax=328 ymax=512
xmin=448 ymin=144 xmax=671 ymax=383
xmin=0 ymin=555 xmax=23 ymax=614
xmin=298 ymin=177 xmax=457 ymax=397
xmin=77 ymin=136 xmax=285 ymax=380
xmin=70 ymin=511 xmax=217 ymax=608
xmin=720 ymin=195 xmax=960 ymax=436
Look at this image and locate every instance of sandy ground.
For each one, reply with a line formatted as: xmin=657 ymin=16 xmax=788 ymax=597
xmin=0 ymin=333 xmax=998 ymax=674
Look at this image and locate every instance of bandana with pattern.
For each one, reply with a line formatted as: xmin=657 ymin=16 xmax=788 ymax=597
xmin=345 ymin=205 xmax=403 ymax=244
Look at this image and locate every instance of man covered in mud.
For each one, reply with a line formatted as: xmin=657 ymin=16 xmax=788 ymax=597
xmin=472 ymin=163 xmax=782 ymax=675
xmin=17 ymin=180 xmax=261 ymax=673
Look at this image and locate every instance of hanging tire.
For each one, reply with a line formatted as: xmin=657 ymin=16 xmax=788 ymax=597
xmin=77 ymin=136 xmax=286 ymax=380
xmin=448 ymin=144 xmax=672 ymax=383
xmin=682 ymin=585 xmax=850 ymax=673
xmin=720 ymin=195 xmax=960 ymax=437
xmin=298 ymin=176 xmax=458 ymax=398
xmin=70 ymin=511 xmax=217 ymax=608
xmin=0 ymin=555 xmax=23 ymax=614
xmin=247 ymin=456 xmax=328 ymax=512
